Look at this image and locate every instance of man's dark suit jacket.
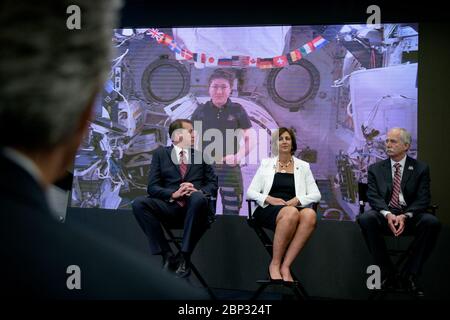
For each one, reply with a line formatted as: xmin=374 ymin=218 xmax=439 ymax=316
xmin=147 ymin=146 xmax=218 ymax=217
xmin=0 ymin=153 xmax=206 ymax=299
xmin=367 ymin=156 xmax=431 ymax=215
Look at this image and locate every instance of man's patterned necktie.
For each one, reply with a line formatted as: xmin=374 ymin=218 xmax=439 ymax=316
xmin=389 ymin=162 xmax=402 ymax=210
xmin=177 ymin=150 xmax=187 ymax=207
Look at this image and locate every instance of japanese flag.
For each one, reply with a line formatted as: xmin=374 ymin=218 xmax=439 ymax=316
xmin=205 ymin=56 xmax=218 ymax=67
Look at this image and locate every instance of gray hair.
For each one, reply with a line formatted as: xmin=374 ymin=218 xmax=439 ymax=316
xmin=0 ymin=0 xmax=121 ymax=150
xmin=390 ymin=127 xmax=412 ymax=145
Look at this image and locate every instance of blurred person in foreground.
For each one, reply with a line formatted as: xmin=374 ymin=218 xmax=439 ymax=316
xmin=0 ymin=0 xmax=206 ymax=299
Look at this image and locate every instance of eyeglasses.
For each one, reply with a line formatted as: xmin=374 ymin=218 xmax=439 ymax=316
xmin=210 ymin=85 xmax=230 ymax=91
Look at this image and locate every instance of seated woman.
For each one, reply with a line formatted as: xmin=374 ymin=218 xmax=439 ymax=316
xmin=247 ymin=127 xmax=321 ymax=282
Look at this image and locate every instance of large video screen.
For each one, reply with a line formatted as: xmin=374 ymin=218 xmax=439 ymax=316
xmin=70 ymin=24 xmax=419 ymax=221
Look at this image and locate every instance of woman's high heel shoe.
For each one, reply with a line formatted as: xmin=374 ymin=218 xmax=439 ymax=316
xmin=268 ymin=269 xmax=283 ymax=283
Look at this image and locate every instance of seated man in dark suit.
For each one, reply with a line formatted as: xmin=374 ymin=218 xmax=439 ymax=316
xmin=132 ymin=119 xmax=218 ymax=278
xmin=0 ymin=0 xmax=205 ymax=299
xmin=357 ymin=127 xmax=441 ymax=297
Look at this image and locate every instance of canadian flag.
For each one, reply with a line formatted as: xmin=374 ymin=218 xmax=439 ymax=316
xmin=249 ymin=57 xmax=258 ymax=67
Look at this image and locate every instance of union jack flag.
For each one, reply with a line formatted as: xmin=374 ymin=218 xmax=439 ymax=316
xmin=147 ymin=28 xmax=164 ymax=43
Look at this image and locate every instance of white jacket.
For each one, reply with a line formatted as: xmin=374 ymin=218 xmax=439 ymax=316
xmin=247 ymin=156 xmax=321 ymax=213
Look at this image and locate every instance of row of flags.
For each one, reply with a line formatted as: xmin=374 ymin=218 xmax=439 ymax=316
xmin=147 ymin=28 xmax=328 ymax=69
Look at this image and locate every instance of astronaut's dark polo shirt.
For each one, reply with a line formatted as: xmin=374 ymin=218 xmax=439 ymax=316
xmin=191 ymin=99 xmax=252 ymax=157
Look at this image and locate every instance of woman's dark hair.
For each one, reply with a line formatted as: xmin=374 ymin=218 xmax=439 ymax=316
xmin=208 ymin=68 xmax=234 ymax=88
xmin=271 ymin=127 xmax=297 ymax=156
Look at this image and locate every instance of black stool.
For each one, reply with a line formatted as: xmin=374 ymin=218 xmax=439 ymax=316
xmin=160 ymin=195 xmax=217 ymax=300
xmin=246 ymin=199 xmax=317 ymax=300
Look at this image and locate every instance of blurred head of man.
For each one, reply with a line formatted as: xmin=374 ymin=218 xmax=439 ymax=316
xmin=0 ymin=0 xmax=121 ymax=187
xmin=208 ymin=69 xmax=234 ymax=108
xmin=385 ymin=127 xmax=411 ymax=162
xmin=169 ymin=119 xmax=194 ymax=148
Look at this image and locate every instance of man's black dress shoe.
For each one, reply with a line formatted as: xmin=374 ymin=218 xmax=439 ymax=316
xmin=162 ymin=252 xmax=177 ymax=272
xmin=175 ymin=259 xmax=191 ymax=278
xmin=403 ymin=274 xmax=425 ymax=297
xmin=381 ymin=273 xmax=401 ymax=291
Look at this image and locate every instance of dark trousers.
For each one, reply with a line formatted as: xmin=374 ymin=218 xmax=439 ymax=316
xmin=214 ymin=164 xmax=243 ymax=215
xmin=132 ymin=192 xmax=210 ymax=255
xmin=357 ymin=209 xmax=441 ymax=277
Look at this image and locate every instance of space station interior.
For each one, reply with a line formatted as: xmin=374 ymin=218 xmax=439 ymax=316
xmin=71 ymin=24 xmax=418 ymax=221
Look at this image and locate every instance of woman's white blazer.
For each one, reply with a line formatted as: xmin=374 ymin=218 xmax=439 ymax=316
xmin=247 ymin=156 xmax=321 ymax=212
